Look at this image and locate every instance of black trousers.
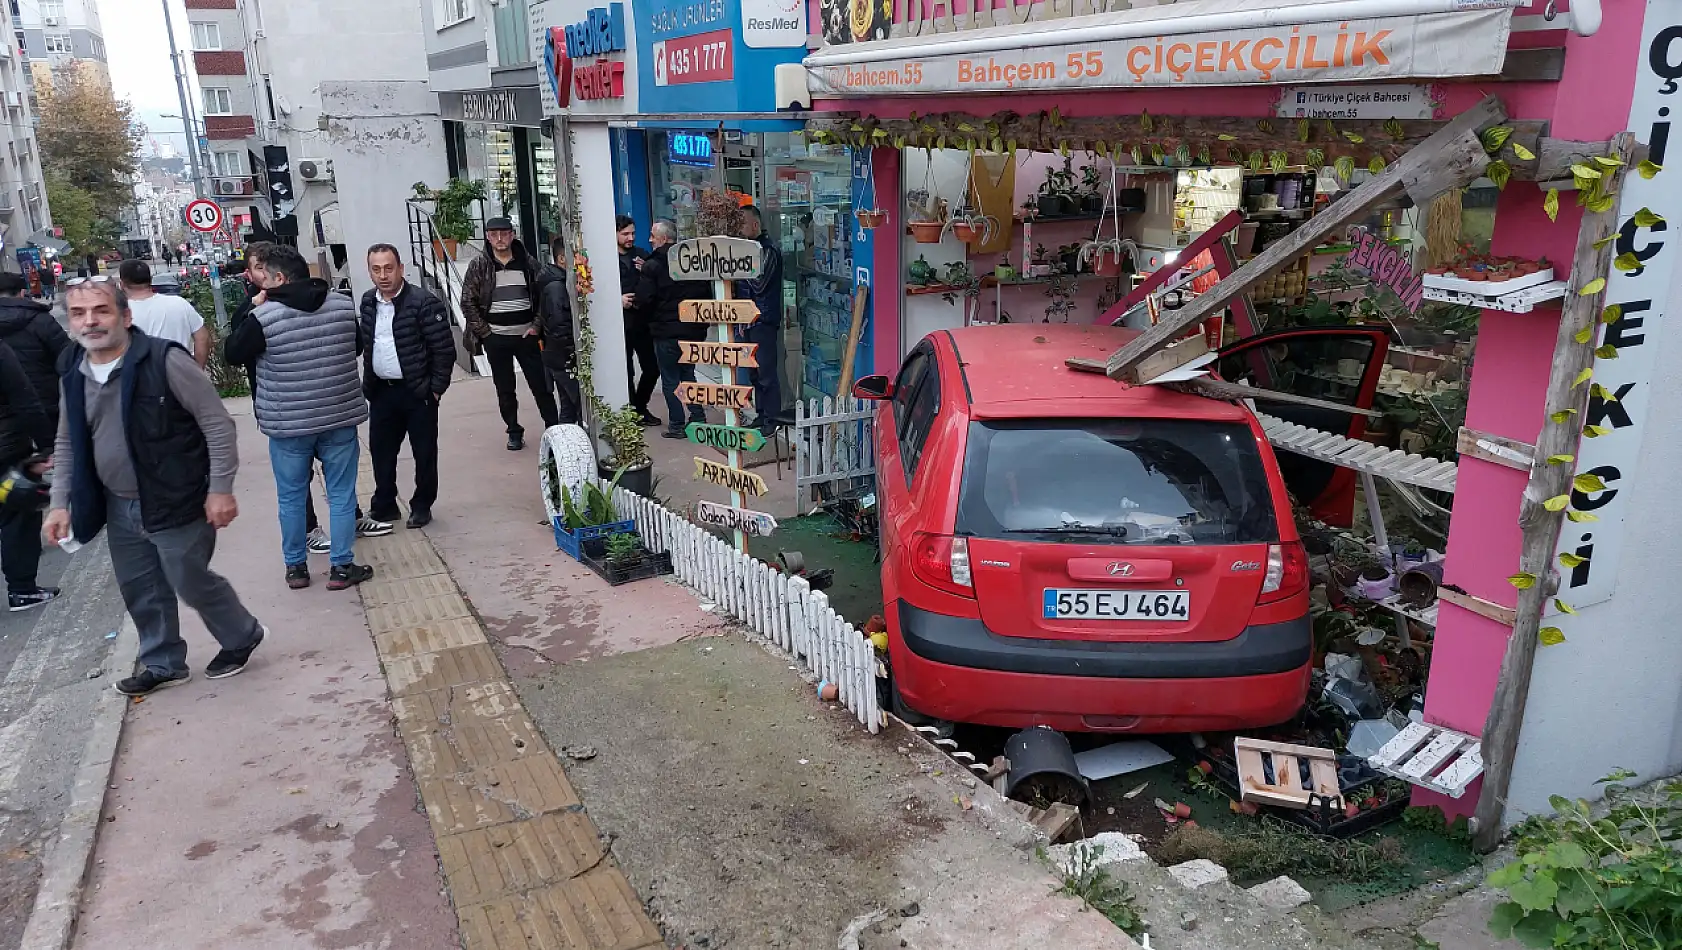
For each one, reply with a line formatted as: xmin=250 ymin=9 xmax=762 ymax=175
xmin=544 ymin=353 xmax=583 ymax=425
xmin=0 ymin=507 xmax=42 ymax=593
xmin=482 ymin=333 xmax=559 ymax=438
xmin=626 ymin=322 xmax=659 ymax=414
xmin=368 ymin=379 xmax=440 ymax=517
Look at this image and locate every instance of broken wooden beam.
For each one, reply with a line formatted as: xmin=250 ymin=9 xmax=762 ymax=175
xmin=1456 ymin=427 xmax=1537 ymax=472
xmin=1167 ymin=377 xmax=1383 ymax=418
xmin=1437 ymin=587 xmax=1518 ymax=627
xmin=1082 ymin=96 xmax=1506 ymax=383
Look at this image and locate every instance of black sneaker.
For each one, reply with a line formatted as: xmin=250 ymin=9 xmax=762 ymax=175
xmin=661 ymin=429 xmax=687 ymax=439
xmin=8 ymin=587 xmax=59 ymax=612
xmin=115 ymin=669 xmax=191 ymax=696
xmin=507 ymin=434 xmax=526 ymax=451
xmin=356 ymin=516 xmax=395 ymax=538
xmin=327 ymin=563 xmax=375 ymax=590
xmin=206 ymin=625 xmax=265 ymax=680
xmin=406 ymin=508 xmax=432 ymax=529
xmin=285 ymin=564 xmax=311 ymax=590
xmin=637 ymin=411 xmax=662 ymax=427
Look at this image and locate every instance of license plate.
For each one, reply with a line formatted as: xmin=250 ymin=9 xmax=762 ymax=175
xmin=1043 ymin=589 xmax=1190 ymax=621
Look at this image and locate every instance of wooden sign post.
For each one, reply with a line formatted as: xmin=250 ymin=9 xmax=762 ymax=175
xmin=670 ymin=236 xmax=773 ymax=553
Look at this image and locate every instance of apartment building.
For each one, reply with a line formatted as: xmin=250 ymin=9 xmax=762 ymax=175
xmin=183 ymin=0 xmax=448 ymax=293
xmin=0 ymin=18 xmax=49 ymax=272
xmin=12 ymin=0 xmax=108 ymax=99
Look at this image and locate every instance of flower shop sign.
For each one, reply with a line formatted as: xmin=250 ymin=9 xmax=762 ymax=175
xmin=1345 ymin=226 xmax=1424 ymax=311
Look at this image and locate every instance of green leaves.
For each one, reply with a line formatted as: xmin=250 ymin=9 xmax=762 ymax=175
xmin=1369 ymin=155 xmax=1387 ymax=175
xmin=1343 ymin=130 xmax=1365 ymax=145
xmin=1550 ymin=408 xmax=1577 ymax=423
xmin=1543 ymin=495 xmax=1571 ymax=512
xmin=1132 ymin=145 xmax=1145 ymax=166
xmin=1613 ymin=251 xmax=1641 ymax=271
xmin=1571 ymin=367 xmax=1590 ymax=389
xmin=1594 ymin=154 xmax=1625 ymax=167
xmin=1481 ymin=126 xmax=1513 ymax=153
xmin=1585 ymin=193 xmax=1616 ymax=213
xmin=1508 ymin=572 xmax=1538 ymax=590
xmin=1592 ymin=233 xmax=1618 ymax=249
xmin=1573 ymin=473 xmax=1607 ymax=493
xmin=1558 ymin=552 xmax=1587 ymax=568
xmin=1554 ymin=598 xmax=1578 ymax=616
xmin=1175 ymin=143 xmax=1191 ymax=166
xmin=1584 ymin=424 xmax=1612 ymax=438
xmin=1334 ymin=156 xmax=1356 ymax=183
xmin=1197 ymin=144 xmax=1211 ymax=166
xmin=1633 ymin=207 xmax=1664 ymax=227
xmin=1571 ymin=162 xmax=1603 ymax=179
xmin=1579 ymin=277 xmax=1606 ymax=296
xmin=1546 ymin=454 xmax=1574 ymax=465
xmin=1573 ymin=325 xmax=1594 ymax=345
xmin=1384 ymin=118 xmax=1405 ymax=140
xmin=1256 ymin=119 xmax=1275 ymax=135
xmin=1487 ymin=863 xmax=1526 ymax=888
xmin=1248 ymin=150 xmax=1264 ymax=173
xmin=1217 ymin=133 xmax=1237 ymax=141
xmin=1487 ymin=160 xmax=1511 ymax=190
xmin=1595 ymin=343 xmax=1619 ymax=360
xmin=1637 ymin=158 xmax=1662 ymax=179
xmin=1565 ymin=509 xmax=1599 ymax=523
xmin=1305 ymin=147 xmax=1325 ymax=169
xmin=1543 ymin=188 xmax=1559 ymax=222
xmin=1269 ymin=150 xmax=1288 ymax=173
xmin=1139 ymin=110 xmax=1153 ymax=132
xmin=1601 ymin=304 xmax=1622 ymax=324
xmin=1507 ymin=874 xmax=1559 ymax=912
xmin=1297 ymin=118 xmax=1311 ymax=142
xmin=1590 ymin=382 xmax=1619 ymax=403
xmin=1149 ymin=143 xmax=1165 ymax=164
xmin=1510 ymin=141 xmax=1535 ymax=162
xmin=1538 ymin=627 xmax=1567 ymax=646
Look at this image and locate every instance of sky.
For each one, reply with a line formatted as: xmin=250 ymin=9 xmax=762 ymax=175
xmin=103 ymin=0 xmax=197 ymax=155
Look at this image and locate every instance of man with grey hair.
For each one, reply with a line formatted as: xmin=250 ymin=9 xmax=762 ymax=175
xmin=45 ymin=278 xmax=267 ymax=696
xmin=634 ymin=219 xmax=710 ymax=438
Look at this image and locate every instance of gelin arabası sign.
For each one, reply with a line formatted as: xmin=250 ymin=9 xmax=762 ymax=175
xmin=1549 ymin=4 xmax=1682 ymax=616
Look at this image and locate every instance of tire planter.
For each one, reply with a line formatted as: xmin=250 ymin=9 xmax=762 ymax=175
xmin=539 ymin=424 xmax=598 ymax=522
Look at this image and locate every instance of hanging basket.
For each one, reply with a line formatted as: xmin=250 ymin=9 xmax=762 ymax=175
xmin=949 ymin=214 xmax=998 ymax=246
xmin=1091 ymin=249 xmax=1130 ymax=278
xmin=908 ymin=221 xmax=946 ymax=244
xmin=856 ymin=209 xmax=888 ymax=229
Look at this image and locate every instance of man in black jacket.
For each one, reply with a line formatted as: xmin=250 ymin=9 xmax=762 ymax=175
xmin=534 ymin=236 xmax=581 ymax=425
xmin=0 ymin=336 xmax=56 ymax=611
xmin=635 ymin=220 xmax=710 ymax=439
xmin=0 ymin=272 xmax=69 ymax=433
xmin=616 ymin=216 xmax=658 ymax=426
xmin=361 ymin=245 xmax=455 ymax=528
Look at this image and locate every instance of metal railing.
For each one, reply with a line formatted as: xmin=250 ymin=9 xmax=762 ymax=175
xmin=406 ymin=199 xmax=489 ymax=376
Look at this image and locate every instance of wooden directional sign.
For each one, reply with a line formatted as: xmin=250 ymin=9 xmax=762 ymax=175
xmin=678 ymin=341 xmax=759 ymax=368
xmin=686 ymin=422 xmax=766 ymax=453
xmin=678 ymin=299 xmax=761 ymax=325
xmin=670 ymin=236 xmax=764 ymax=281
xmin=694 ymin=457 xmax=768 ymax=497
xmin=696 ymin=500 xmax=778 ymax=537
xmin=677 ymin=381 xmax=753 ymax=411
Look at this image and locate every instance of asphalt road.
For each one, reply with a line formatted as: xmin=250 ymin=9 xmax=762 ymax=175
xmin=0 ymin=539 xmax=126 ymax=950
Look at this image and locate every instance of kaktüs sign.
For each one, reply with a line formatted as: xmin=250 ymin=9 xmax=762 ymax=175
xmin=670 ymin=236 xmax=764 ymax=280
xmin=807 ymin=7 xmax=1511 ymax=96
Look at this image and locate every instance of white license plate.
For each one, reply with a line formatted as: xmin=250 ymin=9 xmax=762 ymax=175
xmin=1043 ymin=589 xmax=1190 ymax=621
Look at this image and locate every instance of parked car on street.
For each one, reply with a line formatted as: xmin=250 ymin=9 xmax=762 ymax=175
xmin=853 ymin=323 xmax=1311 ymax=734
xmin=151 ymin=272 xmax=184 ymax=296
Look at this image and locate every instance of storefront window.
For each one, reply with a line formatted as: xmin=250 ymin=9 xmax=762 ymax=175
xmin=651 ymin=130 xmax=718 ymax=238
xmin=533 ymin=130 xmax=558 ymax=253
xmin=764 ymin=133 xmax=855 ymax=403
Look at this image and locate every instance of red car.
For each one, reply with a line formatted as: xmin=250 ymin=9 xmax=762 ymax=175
xmin=853 ymin=324 xmax=1311 ymax=734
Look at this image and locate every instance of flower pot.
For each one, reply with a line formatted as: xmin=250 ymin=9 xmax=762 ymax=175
xmin=1036 ymin=194 xmax=1070 ymax=217
xmin=431 ymin=237 xmax=459 ymax=261
xmin=993 ymin=265 xmax=1017 ymax=281
xmin=1355 ymin=568 xmax=1395 ymax=600
xmin=1058 ymin=249 xmax=1082 ymax=275
xmin=599 ymin=459 xmax=653 ymax=496
xmin=855 ymin=209 xmax=887 ymax=229
xmin=1079 ymin=194 xmax=1105 ymax=215
xmin=951 ymin=221 xmax=983 ymax=244
xmin=1092 ymin=250 xmax=1129 ymax=278
xmin=908 ymin=221 xmax=945 ymax=243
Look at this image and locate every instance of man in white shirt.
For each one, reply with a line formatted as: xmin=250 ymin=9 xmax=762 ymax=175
xmin=119 ymin=260 xmax=210 ymax=368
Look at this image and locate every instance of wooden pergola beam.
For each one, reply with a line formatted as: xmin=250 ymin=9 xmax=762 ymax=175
xmin=1471 ymin=131 xmax=1638 ymax=853
xmin=1074 ymin=96 xmax=1505 ymax=383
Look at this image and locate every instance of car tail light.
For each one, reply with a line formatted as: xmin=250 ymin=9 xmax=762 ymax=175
xmin=1257 ymin=542 xmax=1308 ymax=605
xmin=911 ymin=533 xmax=975 ymax=598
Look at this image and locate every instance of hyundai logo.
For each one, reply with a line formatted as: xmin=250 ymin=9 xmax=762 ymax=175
xmin=1107 ymin=562 xmax=1135 ymax=577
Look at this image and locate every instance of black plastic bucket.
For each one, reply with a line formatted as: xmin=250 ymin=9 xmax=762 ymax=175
xmin=1003 ymin=727 xmax=1090 ymax=807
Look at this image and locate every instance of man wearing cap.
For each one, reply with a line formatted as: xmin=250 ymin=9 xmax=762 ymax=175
xmin=461 ymin=217 xmax=559 ymax=451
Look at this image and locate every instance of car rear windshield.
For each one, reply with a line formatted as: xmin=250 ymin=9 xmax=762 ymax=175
xmin=955 ymin=419 xmax=1277 ymax=545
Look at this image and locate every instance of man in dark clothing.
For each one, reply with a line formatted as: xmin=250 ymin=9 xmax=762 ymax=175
xmin=46 ymin=280 xmax=266 ymax=695
xmin=360 ymin=244 xmax=455 ymax=529
xmin=535 ymin=236 xmax=582 ymax=425
xmin=616 ymin=215 xmax=658 ymax=426
xmin=461 ymin=217 xmax=558 ymax=450
xmin=0 ymin=272 xmax=70 ymax=431
xmin=0 ymin=336 xmax=56 ymax=611
xmin=733 ymin=206 xmax=785 ymax=437
xmin=635 ymin=219 xmax=710 ymax=439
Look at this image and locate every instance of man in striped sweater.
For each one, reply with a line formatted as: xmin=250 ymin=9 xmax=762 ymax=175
xmin=461 ymin=218 xmax=559 ymax=451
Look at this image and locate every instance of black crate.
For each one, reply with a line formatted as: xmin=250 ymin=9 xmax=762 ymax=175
xmin=1176 ymin=736 xmax=1408 ymax=838
xmin=580 ymin=537 xmax=674 ymax=587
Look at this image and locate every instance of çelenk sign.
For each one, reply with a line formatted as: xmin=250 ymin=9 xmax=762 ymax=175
xmin=805 ymin=0 xmax=1514 ymax=96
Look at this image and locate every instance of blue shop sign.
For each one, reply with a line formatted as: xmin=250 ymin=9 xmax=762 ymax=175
xmin=565 ymin=4 xmax=626 ymax=58
xmin=669 ymin=131 xmax=714 ymax=166
xmin=633 ymin=0 xmax=805 ymax=115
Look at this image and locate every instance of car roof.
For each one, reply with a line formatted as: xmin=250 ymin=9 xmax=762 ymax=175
xmin=938 ymin=324 xmax=1252 ymax=423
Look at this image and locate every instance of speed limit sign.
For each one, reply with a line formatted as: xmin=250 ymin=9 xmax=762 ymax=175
xmin=185 ymin=198 xmax=224 ymax=234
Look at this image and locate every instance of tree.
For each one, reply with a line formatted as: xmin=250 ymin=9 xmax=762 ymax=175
xmin=44 ymin=172 xmax=119 ymax=257
xmin=37 ymin=65 xmax=143 ymax=220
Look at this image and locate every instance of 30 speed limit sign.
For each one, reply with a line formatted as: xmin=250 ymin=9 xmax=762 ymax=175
xmin=185 ymin=198 xmax=224 ymax=234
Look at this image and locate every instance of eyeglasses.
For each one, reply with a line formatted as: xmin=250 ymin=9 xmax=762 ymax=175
xmin=62 ymin=276 xmax=114 ymax=287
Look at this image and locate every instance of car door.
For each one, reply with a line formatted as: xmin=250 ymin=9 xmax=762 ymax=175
xmin=1215 ymin=327 xmax=1389 ymax=527
xmin=878 ymin=343 xmax=937 ymax=567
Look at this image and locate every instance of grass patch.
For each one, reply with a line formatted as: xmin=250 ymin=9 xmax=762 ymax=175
xmin=1156 ymin=817 xmax=1406 ymax=885
xmin=1052 ymin=842 xmax=1146 ymax=936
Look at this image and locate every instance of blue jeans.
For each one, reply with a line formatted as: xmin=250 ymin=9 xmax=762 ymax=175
xmin=654 ymin=338 xmax=706 ymax=433
xmin=268 ymin=425 xmax=360 ymax=567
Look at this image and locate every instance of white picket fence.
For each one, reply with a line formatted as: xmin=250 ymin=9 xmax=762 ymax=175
xmin=607 ymin=481 xmax=883 ymax=733
xmin=793 ymin=395 xmax=877 ymax=494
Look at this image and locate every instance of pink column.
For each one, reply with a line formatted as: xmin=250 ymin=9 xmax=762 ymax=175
xmin=872 ymin=145 xmax=903 ymax=375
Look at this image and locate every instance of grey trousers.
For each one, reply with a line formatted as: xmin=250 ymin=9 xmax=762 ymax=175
xmin=106 ymin=494 xmax=262 ymax=676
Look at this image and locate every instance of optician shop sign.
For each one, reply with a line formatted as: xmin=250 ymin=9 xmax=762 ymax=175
xmin=805 ymin=8 xmax=1512 ymax=96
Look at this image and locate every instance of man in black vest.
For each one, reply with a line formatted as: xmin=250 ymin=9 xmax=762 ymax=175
xmin=360 ymin=244 xmax=454 ymax=529
xmin=44 ymin=279 xmax=266 ymax=696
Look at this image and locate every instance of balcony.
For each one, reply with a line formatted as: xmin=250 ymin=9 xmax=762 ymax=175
xmin=193 ymin=50 xmax=246 ymax=76
xmin=204 ymin=114 xmax=256 ymax=140
xmin=0 ymin=192 xmax=13 ymax=214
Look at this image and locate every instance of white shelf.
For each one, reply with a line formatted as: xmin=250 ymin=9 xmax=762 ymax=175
xmin=1422 ymin=280 xmax=1567 ymax=313
xmin=1256 ymin=413 xmax=1458 ymax=494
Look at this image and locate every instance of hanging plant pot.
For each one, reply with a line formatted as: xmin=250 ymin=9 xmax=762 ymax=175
xmin=855 ymin=209 xmax=888 ymax=229
xmin=908 ymin=221 xmax=945 ymax=243
xmin=1091 ymin=249 xmax=1130 ymax=278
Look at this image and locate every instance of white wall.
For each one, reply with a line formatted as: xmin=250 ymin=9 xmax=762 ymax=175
xmin=573 ymin=124 xmax=628 ymax=411
xmin=420 ymin=0 xmax=494 ymax=92
xmin=1506 ymin=259 xmax=1682 ymax=818
xmin=900 ymin=148 xmax=973 ymax=351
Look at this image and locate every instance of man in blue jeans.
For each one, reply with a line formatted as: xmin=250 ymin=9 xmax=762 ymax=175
xmin=224 ymin=245 xmax=373 ymax=591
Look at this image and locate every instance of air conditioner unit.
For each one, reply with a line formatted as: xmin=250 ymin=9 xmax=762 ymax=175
xmin=214 ymin=178 xmax=246 ymax=196
xmin=43 ymin=16 xmax=59 ymax=25
xmin=296 ymin=158 xmax=333 ymax=183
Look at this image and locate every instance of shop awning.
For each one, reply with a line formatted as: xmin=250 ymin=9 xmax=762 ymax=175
xmin=27 ymin=231 xmax=69 ymax=256
xmin=805 ymin=0 xmax=1518 ymax=97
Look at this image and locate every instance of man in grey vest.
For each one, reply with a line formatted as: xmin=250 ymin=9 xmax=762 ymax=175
xmin=224 ymin=245 xmax=374 ymax=591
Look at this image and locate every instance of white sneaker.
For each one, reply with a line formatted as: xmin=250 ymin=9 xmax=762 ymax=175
xmin=306 ymin=527 xmax=330 ymax=554
xmin=356 ymin=517 xmax=394 ymax=538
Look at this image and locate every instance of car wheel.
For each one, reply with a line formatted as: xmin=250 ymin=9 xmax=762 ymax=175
xmin=889 ymin=667 xmax=952 ymax=737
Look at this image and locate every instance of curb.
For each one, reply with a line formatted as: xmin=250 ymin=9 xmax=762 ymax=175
xmin=18 ymin=615 xmax=137 ymax=950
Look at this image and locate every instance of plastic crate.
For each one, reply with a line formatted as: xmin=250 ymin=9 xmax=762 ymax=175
xmin=552 ymin=517 xmax=635 ymax=561
xmin=580 ymin=537 xmax=675 ymax=587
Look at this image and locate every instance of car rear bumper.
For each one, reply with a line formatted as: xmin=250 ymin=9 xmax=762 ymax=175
xmin=890 ymin=600 xmax=1311 ymax=732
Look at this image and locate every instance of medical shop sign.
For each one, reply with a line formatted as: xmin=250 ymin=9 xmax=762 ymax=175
xmin=805 ymin=7 xmax=1512 ymax=96
xmin=547 ymin=3 xmax=628 ymax=104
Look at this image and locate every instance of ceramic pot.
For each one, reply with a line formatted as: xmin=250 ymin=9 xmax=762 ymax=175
xmin=908 ymin=221 xmax=945 ymax=243
xmin=855 ymin=209 xmax=887 ymax=229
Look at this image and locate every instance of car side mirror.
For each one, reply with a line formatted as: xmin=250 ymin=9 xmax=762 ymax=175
xmin=852 ymin=374 xmax=894 ymax=401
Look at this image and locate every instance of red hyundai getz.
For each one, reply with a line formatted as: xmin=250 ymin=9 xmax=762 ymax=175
xmin=853 ymin=323 xmax=1311 ymax=734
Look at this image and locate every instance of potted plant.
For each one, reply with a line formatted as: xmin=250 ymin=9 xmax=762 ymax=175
xmin=599 ymin=404 xmax=654 ymax=496
xmin=581 ymin=528 xmax=675 ymax=586
xmin=938 ymin=260 xmax=984 ymax=322
xmin=949 ymin=210 xmax=996 ymax=245
xmin=1056 ymin=242 xmax=1085 ymax=275
xmin=553 ymin=469 xmax=635 ymax=561
xmin=907 ymin=191 xmax=948 ymax=243
xmin=1080 ymin=238 xmax=1135 ymax=278
xmin=856 ymin=208 xmax=888 ymax=229
xmin=1079 ymin=164 xmax=1107 ymax=215
xmin=412 ymin=179 xmax=487 ymax=260
xmin=1037 ymin=157 xmax=1077 ymax=217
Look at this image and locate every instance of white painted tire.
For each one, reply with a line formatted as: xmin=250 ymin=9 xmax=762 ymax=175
xmin=539 ymin=424 xmax=598 ymax=521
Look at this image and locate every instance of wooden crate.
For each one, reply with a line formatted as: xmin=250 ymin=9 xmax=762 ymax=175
xmin=1367 ymin=722 xmax=1484 ymax=798
xmin=1234 ymin=737 xmax=1343 ymax=810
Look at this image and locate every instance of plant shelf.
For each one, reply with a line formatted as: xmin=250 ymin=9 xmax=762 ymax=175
xmin=1421 ymin=280 xmax=1567 ymax=313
